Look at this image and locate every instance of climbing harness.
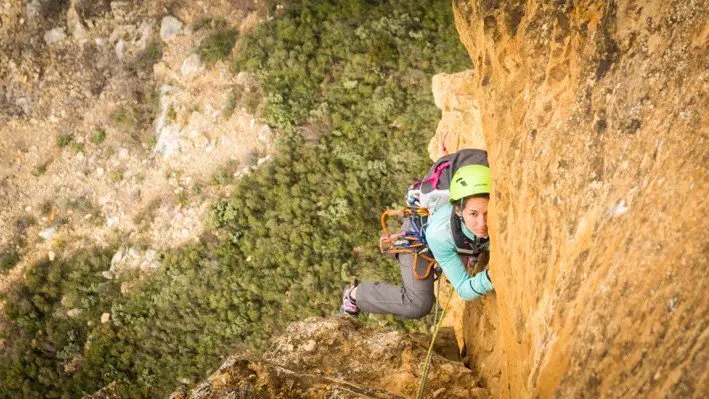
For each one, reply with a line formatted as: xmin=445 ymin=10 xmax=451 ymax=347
xmin=416 ymin=287 xmax=455 ymax=399
xmin=378 ymin=207 xmax=437 ymax=280
xmin=377 ymin=161 xmax=452 ymax=281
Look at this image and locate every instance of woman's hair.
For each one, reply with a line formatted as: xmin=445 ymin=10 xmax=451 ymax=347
xmin=453 ymin=193 xmax=490 ymax=212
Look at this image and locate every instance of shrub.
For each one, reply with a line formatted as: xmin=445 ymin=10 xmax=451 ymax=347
xmin=0 ymin=245 xmax=20 ymax=273
xmin=56 ymin=133 xmax=73 ymax=147
xmin=210 ymin=160 xmax=241 ymax=186
xmin=166 ymin=104 xmax=177 ymax=122
xmin=110 ymin=87 xmax=159 ymax=138
xmin=92 ymin=129 xmax=106 ymax=144
xmin=133 ymin=198 xmax=162 ymax=226
xmin=194 ymin=17 xmax=228 ymax=31
xmin=198 ymin=27 xmax=237 ymax=65
xmin=108 ymin=170 xmax=123 ymax=182
xmin=72 ymin=143 xmax=85 ymax=153
xmin=141 ymin=41 xmax=163 ymax=65
xmin=221 ymin=84 xmax=244 ymax=118
xmin=110 ymin=105 xmax=139 ymax=131
xmin=33 ymin=163 xmax=48 ymax=176
xmin=67 ymin=196 xmax=102 ymax=219
xmin=0 ymin=250 xmax=120 ymax=397
xmin=40 ymin=199 xmax=54 ymax=216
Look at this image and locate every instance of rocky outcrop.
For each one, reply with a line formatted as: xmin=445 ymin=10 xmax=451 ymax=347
xmin=430 ymin=0 xmax=708 ymax=397
xmin=168 ymin=317 xmax=488 ymax=399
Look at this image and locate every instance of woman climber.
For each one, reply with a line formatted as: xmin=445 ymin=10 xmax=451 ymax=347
xmin=341 ymin=163 xmax=494 ymax=318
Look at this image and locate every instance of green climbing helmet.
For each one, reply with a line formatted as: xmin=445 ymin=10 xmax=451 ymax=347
xmin=449 ymin=164 xmax=491 ymax=202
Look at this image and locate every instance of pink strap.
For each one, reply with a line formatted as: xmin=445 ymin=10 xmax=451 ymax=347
xmin=420 ymin=161 xmax=451 ymax=190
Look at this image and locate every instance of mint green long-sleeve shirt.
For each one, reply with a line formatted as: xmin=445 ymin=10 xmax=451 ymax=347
xmin=425 ymin=204 xmax=493 ymax=300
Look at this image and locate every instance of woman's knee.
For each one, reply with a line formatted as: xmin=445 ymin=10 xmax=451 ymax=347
xmin=401 ymin=293 xmax=434 ymax=319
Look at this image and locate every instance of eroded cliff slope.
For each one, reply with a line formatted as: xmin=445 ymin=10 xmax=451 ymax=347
xmin=429 ymin=0 xmax=707 ymax=397
xmin=86 ymin=317 xmax=488 ymax=399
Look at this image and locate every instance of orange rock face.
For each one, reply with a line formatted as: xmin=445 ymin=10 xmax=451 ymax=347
xmin=431 ymin=0 xmax=708 ymax=397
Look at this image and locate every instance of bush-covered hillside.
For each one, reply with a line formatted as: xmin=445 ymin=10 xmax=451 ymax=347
xmin=0 ymin=1 xmax=469 ymax=397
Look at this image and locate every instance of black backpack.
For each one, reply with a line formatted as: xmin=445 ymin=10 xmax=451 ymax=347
xmin=406 ymin=149 xmax=489 ymax=213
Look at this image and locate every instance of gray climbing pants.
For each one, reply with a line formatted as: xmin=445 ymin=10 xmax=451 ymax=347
xmin=356 ymin=253 xmax=435 ymax=319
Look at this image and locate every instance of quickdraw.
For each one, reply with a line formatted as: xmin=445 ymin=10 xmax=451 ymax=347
xmin=378 ymin=207 xmax=437 ymax=280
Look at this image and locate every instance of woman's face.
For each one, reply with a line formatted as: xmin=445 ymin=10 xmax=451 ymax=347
xmin=457 ymin=197 xmax=489 ymax=238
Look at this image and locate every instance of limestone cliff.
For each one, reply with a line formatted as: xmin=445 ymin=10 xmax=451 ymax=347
xmin=430 ymin=0 xmax=708 ymax=397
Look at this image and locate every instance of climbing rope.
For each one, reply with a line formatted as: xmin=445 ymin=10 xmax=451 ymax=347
xmin=415 ymin=287 xmax=455 ymax=399
xmin=432 ymin=270 xmax=441 ymax=328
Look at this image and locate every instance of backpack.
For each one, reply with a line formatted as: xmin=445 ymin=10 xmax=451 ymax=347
xmin=406 ymin=149 xmax=489 ymax=214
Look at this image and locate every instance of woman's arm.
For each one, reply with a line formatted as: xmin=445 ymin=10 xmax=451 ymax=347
xmin=431 ymin=244 xmax=493 ymax=301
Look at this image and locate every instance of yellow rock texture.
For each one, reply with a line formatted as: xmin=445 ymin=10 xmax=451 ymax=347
xmin=430 ymin=0 xmax=708 ymax=397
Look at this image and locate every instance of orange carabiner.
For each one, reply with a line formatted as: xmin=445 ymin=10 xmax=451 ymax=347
xmin=412 ymin=251 xmax=437 ymax=280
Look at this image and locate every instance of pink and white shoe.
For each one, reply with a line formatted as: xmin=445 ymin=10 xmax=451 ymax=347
xmin=339 ymin=280 xmax=360 ymax=316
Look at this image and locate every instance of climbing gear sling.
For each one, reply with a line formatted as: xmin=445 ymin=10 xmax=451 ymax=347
xmin=378 ymin=207 xmax=436 ymax=280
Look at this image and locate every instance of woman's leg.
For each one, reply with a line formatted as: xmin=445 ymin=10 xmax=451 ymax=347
xmin=355 ymin=253 xmax=435 ymax=319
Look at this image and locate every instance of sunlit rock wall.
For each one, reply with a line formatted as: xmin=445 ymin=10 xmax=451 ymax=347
xmin=431 ymin=0 xmax=708 ymax=397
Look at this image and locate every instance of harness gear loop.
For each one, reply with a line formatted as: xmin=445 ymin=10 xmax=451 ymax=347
xmin=378 ymin=207 xmax=436 ymax=280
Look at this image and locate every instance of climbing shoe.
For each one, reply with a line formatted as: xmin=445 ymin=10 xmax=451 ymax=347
xmin=339 ymin=279 xmax=360 ymax=316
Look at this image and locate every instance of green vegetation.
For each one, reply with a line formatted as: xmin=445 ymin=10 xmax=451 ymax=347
xmin=110 ymin=105 xmax=139 ymax=131
xmin=67 ymin=196 xmax=101 ymax=218
xmin=166 ymin=104 xmax=177 ymax=123
xmin=245 ymin=91 xmax=261 ymax=115
xmin=13 ymin=214 xmax=36 ymax=235
xmin=130 ymin=41 xmax=164 ymax=74
xmin=209 ymin=159 xmax=241 ymax=186
xmin=147 ymin=134 xmax=158 ymax=148
xmin=2 ymin=215 xmax=34 ymax=272
xmin=221 ymin=84 xmax=244 ymax=118
xmin=92 ymin=129 xmax=106 ymax=144
xmin=72 ymin=143 xmax=85 ymax=153
xmin=141 ymin=41 xmax=163 ymax=64
xmin=198 ymin=25 xmax=237 ymax=65
xmin=221 ymin=84 xmax=262 ymax=117
xmin=176 ymin=190 xmax=188 ymax=206
xmin=108 ymin=170 xmax=124 ymax=183
xmin=40 ymin=200 xmax=54 ymax=216
xmin=243 ymin=147 xmax=265 ymax=168
xmin=194 ymin=17 xmax=228 ymax=31
xmin=133 ymin=198 xmax=162 ymax=226
xmin=110 ymin=87 xmax=160 ymax=141
xmin=0 ymin=1 xmax=469 ymax=397
xmin=56 ymin=134 xmax=73 ymax=148
xmin=0 ymin=245 xmax=20 ymax=273
xmin=33 ymin=163 xmax=48 ymax=176
xmin=0 ymin=251 xmax=122 ymax=396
